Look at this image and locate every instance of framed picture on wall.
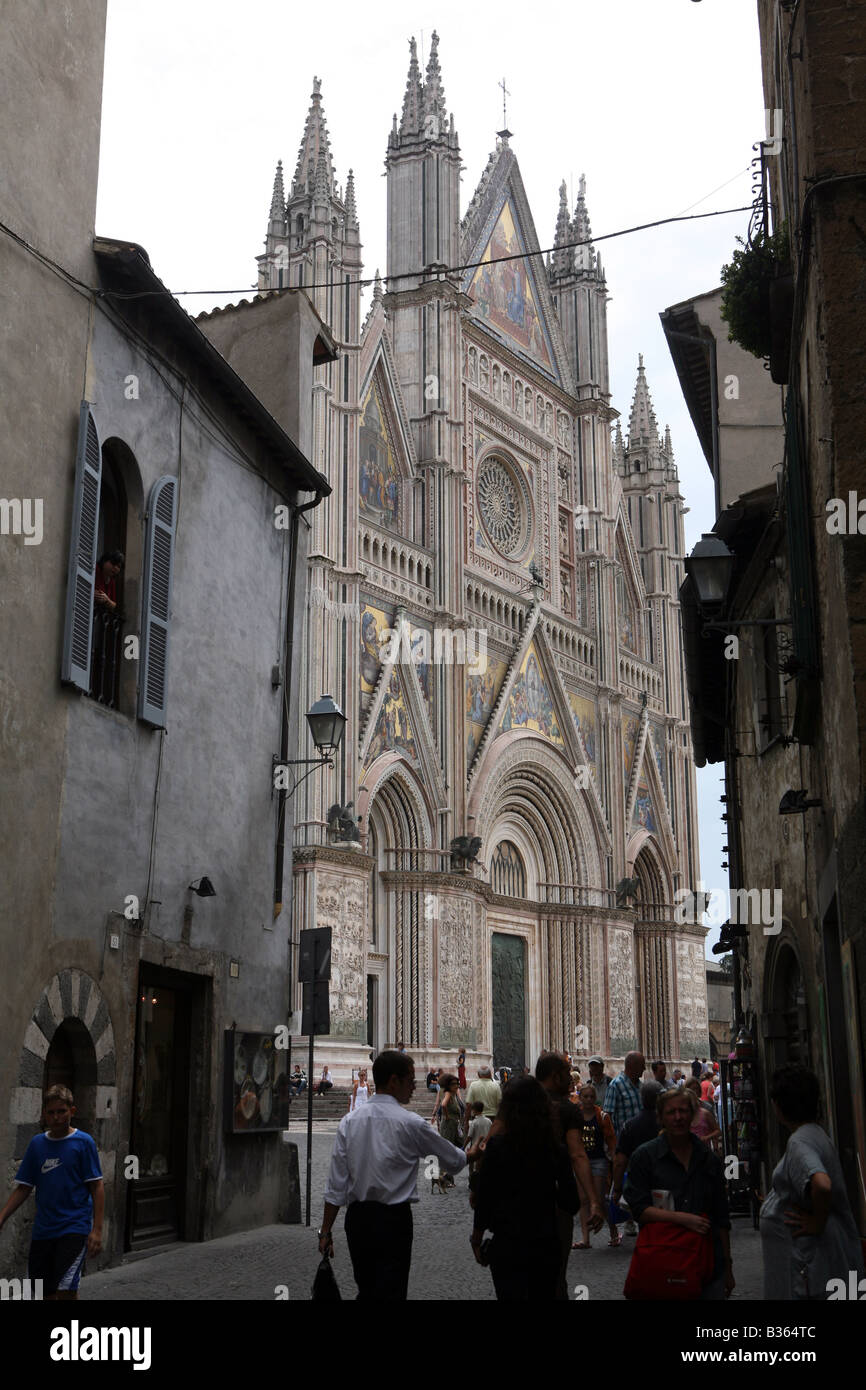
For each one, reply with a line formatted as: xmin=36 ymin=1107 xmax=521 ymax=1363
xmin=224 ymin=1030 xmax=287 ymax=1134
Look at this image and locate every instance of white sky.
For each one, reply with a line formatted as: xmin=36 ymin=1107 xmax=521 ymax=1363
xmin=97 ymin=0 xmax=767 ymax=957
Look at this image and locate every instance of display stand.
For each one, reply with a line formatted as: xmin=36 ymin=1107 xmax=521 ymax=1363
xmin=719 ymin=1057 xmax=761 ymax=1229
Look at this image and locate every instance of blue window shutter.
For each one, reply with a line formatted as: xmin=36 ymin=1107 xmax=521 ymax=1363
xmin=138 ymin=475 xmax=177 ymax=728
xmin=61 ymin=402 xmax=102 ymax=691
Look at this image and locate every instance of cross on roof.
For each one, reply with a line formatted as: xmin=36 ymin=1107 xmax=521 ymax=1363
xmin=498 ymin=76 xmax=511 ymax=129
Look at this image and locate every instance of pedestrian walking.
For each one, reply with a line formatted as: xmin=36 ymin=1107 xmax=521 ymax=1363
xmin=457 ymin=1048 xmax=467 ymax=1092
xmin=465 ymin=1065 xmax=501 ymax=1120
xmin=0 ymin=1086 xmax=103 ymax=1301
xmin=610 ymin=1080 xmax=663 ymax=1217
xmin=623 ymin=1085 xmax=733 ymax=1300
xmin=534 ymin=1054 xmax=603 ymax=1293
xmin=464 ymin=1101 xmax=491 ymax=1205
xmin=347 ymin=1066 xmax=372 ymax=1113
xmin=603 ymin=1051 xmax=645 ymax=1234
xmin=685 ymin=1078 xmax=721 ymax=1149
xmin=434 ymin=1074 xmax=463 ymax=1186
xmin=573 ymin=1084 xmax=618 ymax=1249
xmin=586 ymin=1055 xmax=613 ymax=1111
xmin=470 ymin=1077 xmax=567 ymax=1300
xmin=651 ymin=1061 xmax=676 ymax=1091
xmin=760 ymin=1064 xmax=865 ymax=1300
xmin=318 ymin=1051 xmax=466 ymax=1299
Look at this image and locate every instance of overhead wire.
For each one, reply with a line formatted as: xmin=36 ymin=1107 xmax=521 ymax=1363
xmin=1 ymin=202 xmax=751 ymax=305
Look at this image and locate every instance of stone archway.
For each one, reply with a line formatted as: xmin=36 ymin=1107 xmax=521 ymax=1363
xmin=11 ymin=970 xmax=116 ymax=1155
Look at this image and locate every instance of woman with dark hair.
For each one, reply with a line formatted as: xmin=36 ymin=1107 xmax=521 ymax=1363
xmin=94 ymin=550 xmax=124 ymax=611
xmin=435 ymin=1074 xmax=462 ymax=1147
xmin=760 ymin=1064 xmax=864 ymax=1300
xmin=470 ymin=1077 xmax=563 ymax=1299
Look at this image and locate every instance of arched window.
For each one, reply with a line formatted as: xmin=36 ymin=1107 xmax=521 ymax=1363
xmin=490 ymin=841 xmax=526 ymax=898
xmin=45 ymin=1019 xmax=98 ymax=1136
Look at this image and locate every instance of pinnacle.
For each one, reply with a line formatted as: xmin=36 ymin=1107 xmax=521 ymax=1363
xmin=628 ymin=354 xmax=659 ymax=445
xmin=552 ymin=179 xmax=573 ymax=278
xmin=293 ymin=76 xmax=335 ymax=197
xmin=269 ymin=159 xmax=286 ymax=226
xmin=345 ymin=168 xmax=357 ymax=224
xmin=572 ymin=173 xmax=595 ymax=274
xmin=399 ymin=36 xmax=424 ymax=136
xmin=422 ymin=29 xmax=448 ymax=129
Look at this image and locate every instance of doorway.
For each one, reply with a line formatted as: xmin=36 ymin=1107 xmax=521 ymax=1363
xmin=127 ymin=969 xmax=197 ymax=1249
xmin=491 ymin=933 xmax=526 ymax=1074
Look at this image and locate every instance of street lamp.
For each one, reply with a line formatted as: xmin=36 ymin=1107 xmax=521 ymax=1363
xmin=305 ymin=693 xmax=346 ymax=758
xmin=273 ymin=694 xmax=347 ymax=798
xmin=684 ymin=533 xmax=735 ymax=614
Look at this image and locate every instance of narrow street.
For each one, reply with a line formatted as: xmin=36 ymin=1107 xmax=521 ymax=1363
xmin=80 ymin=1127 xmax=764 ymax=1302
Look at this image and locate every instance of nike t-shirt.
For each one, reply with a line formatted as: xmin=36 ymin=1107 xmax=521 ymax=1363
xmin=15 ymin=1130 xmax=102 ymax=1239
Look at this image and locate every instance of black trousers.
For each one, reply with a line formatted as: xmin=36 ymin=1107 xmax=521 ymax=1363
xmin=489 ymin=1236 xmax=561 ymax=1301
xmin=344 ymin=1200 xmax=413 ymax=1300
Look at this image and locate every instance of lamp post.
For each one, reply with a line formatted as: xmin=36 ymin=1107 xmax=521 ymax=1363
xmin=273 ymin=693 xmax=346 ymax=796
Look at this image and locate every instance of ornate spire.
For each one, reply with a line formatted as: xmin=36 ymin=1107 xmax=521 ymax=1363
xmin=269 ymin=159 xmax=286 ymax=229
xmin=614 ymin=418 xmax=624 ymax=468
xmin=552 ymin=180 xmax=572 ymax=278
xmin=292 ymin=77 xmax=335 ymax=197
xmin=572 ymin=173 xmax=596 ymax=273
xmin=399 ymin=37 xmax=424 ymax=136
xmin=373 ymin=268 xmax=383 ymax=302
xmin=422 ymin=30 xmax=448 ymax=131
xmin=628 ymin=354 xmax=659 ymax=445
xmin=344 ymin=168 xmax=357 ymax=224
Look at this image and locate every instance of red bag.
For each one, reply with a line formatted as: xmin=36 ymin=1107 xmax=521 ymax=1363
xmin=624 ymin=1218 xmax=714 ymax=1300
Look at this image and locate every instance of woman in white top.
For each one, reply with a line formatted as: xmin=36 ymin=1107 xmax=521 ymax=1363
xmin=348 ymin=1067 xmax=374 ymax=1113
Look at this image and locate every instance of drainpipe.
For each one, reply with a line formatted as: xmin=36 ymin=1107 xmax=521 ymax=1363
xmin=274 ymin=490 xmax=323 ymax=915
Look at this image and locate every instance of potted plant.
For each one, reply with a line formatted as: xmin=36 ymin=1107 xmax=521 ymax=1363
xmin=720 ymin=224 xmax=792 ymax=381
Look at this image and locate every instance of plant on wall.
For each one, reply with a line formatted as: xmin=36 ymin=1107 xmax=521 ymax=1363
xmin=720 ymin=224 xmax=791 ymax=360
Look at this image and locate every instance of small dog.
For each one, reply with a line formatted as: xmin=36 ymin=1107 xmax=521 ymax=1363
xmin=431 ymin=1169 xmax=450 ymax=1195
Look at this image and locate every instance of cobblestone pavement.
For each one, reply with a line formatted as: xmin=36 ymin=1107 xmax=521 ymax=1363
xmin=81 ymin=1127 xmax=765 ymax=1302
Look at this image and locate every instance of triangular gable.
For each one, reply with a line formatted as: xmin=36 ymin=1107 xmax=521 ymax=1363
xmin=614 ymin=520 xmax=645 ymax=656
xmin=466 ymin=198 xmax=555 ymax=372
xmin=363 ymin=669 xmax=418 ymax=766
xmin=498 ymin=639 xmax=564 ymax=746
xmin=627 ymin=722 xmax=677 ymax=863
xmin=461 ymin=146 xmax=572 ymax=390
xmin=622 ymin=712 xmax=641 ymax=790
xmin=358 ymin=320 xmax=418 ymax=534
xmin=466 ymin=655 xmax=509 ymax=763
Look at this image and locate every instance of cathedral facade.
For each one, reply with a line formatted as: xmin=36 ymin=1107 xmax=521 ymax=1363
xmin=253 ymin=37 xmax=708 ymax=1076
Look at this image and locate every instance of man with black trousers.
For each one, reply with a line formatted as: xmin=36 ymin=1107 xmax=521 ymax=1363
xmin=318 ymin=1050 xmax=466 ymax=1299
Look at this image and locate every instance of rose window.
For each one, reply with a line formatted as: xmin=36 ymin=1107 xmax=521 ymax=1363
xmin=477 ymin=456 xmax=531 ymax=557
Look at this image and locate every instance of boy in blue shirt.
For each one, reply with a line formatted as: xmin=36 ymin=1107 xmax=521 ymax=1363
xmin=0 ymin=1085 xmax=103 ymax=1299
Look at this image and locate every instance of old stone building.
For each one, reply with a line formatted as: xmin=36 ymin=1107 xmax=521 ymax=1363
xmin=1 ymin=0 xmax=330 ymax=1269
xmin=669 ymin=0 xmax=866 ymax=1226
xmin=201 ymin=36 xmax=708 ymax=1078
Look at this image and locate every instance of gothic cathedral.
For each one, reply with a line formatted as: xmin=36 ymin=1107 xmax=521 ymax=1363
xmin=255 ymin=37 xmax=708 ymax=1075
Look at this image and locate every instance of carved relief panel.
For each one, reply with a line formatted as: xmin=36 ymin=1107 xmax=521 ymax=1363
xmin=317 ymin=870 xmax=367 ymax=1040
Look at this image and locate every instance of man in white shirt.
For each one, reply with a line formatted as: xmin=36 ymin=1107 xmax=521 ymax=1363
xmin=318 ymin=1050 xmax=466 ymax=1298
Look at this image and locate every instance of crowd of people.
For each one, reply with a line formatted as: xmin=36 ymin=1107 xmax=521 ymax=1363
xmin=317 ymin=1048 xmax=865 ymax=1303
